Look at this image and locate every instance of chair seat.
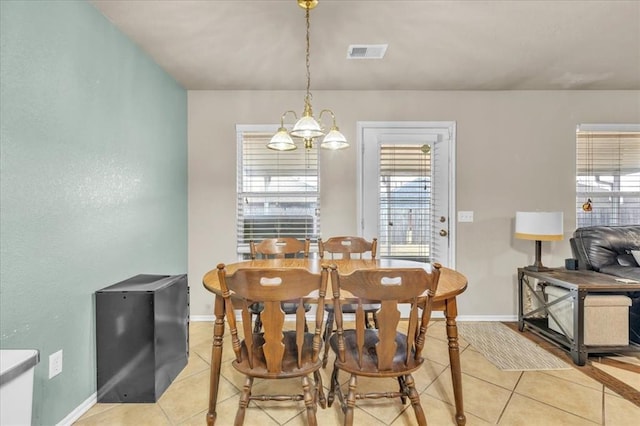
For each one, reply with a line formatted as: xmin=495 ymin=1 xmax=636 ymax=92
xmin=324 ymin=303 xmax=379 ymax=313
xmin=282 ymin=302 xmax=312 ymax=313
xmin=329 ymin=329 xmax=423 ymax=377
xmin=250 ymin=302 xmax=312 ymax=314
xmin=233 ymin=331 xmax=322 ymax=379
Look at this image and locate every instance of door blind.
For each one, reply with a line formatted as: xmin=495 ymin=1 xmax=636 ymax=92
xmin=576 ymin=126 xmax=640 ymax=227
xmin=378 ymin=143 xmax=432 ymax=262
xmin=236 ymin=131 xmax=320 ymax=254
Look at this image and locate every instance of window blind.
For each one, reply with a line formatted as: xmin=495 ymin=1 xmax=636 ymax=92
xmin=236 ymin=131 xmax=320 ymax=254
xmin=378 ymin=143 xmax=432 ymax=262
xmin=576 ymin=126 xmax=640 ymax=227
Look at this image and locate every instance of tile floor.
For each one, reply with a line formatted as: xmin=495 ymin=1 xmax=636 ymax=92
xmin=76 ymin=320 xmax=639 ymax=425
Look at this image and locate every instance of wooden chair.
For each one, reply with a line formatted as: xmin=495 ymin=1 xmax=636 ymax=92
xmin=318 ymin=236 xmax=377 ymax=260
xmin=216 ymin=264 xmax=329 ymax=426
xmin=249 ymin=237 xmax=312 ymax=332
xmin=326 ymin=264 xmax=441 ymax=426
xmin=250 ymin=237 xmax=310 ymax=259
xmin=318 ymin=236 xmax=378 ymax=367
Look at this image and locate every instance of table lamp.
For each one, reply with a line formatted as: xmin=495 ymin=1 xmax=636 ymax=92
xmin=515 ymin=211 xmax=563 ymax=272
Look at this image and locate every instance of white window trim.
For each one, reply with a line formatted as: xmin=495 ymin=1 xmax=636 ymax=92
xmin=356 ymin=121 xmax=457 ymax=269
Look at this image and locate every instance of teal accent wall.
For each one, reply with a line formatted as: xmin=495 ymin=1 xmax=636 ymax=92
xmin=0 ymin=1 xmax=187 ymax=423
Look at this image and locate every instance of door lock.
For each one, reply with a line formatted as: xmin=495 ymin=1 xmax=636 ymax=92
xmin=439 ymin=229 xmax=448 ymax=237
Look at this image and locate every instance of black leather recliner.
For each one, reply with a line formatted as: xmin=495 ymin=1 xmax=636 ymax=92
xmin=570 ymin=225 xmax=640 ymax=343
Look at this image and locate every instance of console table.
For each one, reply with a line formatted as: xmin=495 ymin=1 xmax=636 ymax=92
xmin=517 ymin=268 xmax=640 ymax=366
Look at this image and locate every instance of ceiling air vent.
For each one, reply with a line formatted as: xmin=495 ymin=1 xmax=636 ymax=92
xmin=347 ymin=44 xmax=388 ymax=59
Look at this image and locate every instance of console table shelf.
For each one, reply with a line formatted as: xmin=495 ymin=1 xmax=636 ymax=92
xmin=517 ymin=268 xmax=640 ymax=366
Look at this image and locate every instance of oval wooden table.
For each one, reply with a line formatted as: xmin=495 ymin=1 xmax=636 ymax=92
xmin=202 ymin=258 xmax=468 ymax=426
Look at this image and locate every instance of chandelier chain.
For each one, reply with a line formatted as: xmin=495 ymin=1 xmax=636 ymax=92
xmin=304 ymin=3 xmax=312 ymax=106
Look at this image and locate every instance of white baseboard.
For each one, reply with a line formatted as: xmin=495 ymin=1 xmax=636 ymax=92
xmin=457 ymin=315 xmax=518 ymax=322
xmin=190 ymin=313 xmax=519 ymax=322
xmin=190 ymin=315 xmax=215 ymax=322
xmin=56 ymin=392 xmax=96 ymax=426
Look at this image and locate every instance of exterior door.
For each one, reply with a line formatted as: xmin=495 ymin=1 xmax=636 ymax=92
xmin=358 ymin=122 xmax=456 ymax=268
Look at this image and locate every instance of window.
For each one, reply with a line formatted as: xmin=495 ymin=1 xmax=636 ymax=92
xmin=576 ymin=124 xmax=640 ymax=227
xmin=236 ymin=126 xmax=320 ymax=255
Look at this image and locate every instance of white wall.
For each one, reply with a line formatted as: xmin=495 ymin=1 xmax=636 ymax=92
xmin=188 ymin=90 xmax=640 ymax=319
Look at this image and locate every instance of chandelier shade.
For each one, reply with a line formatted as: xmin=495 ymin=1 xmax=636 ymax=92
xmin=269 ymin=0 xmax=348 ymax=151
xmin=321 ymin=127 xmax=349 ymax=150
xmin=267 ymin=127 xmax=297 ymax=151
xmin=291 ymin=114 xmax=324 ymax=139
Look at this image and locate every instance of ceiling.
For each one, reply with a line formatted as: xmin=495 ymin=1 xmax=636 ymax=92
xmin=90 ymin=0 xmax=640 ymax=91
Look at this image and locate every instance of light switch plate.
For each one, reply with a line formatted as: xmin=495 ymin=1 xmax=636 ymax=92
xmin=458 ymin=211 xmax=474 ymax=222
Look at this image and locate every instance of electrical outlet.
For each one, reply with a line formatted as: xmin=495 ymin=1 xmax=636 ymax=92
xmin=49 ymin=350 xmax=63 ymax=379
xmin=458 ymin=211 xmax=474 ymax=223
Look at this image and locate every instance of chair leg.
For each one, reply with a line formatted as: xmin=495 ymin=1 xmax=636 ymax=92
xmin=234 ymin=376 xmax=253 ymax=426
xmin=397 ymin=376 xmax=407 ymax=404
xmin=314 ymin=370 xmax=326 ymax=409
xmin=327 ymin=364 xmax=339 ymax=407
xmin=253 ymin=313 xmax=262 ymax=334
xmin=365 ymin=312 xmax=373 ymax=329
xmin=405 ymin=374 xmax=427 ymax=426
xmin=302 ymin=375 xmax=318 ymax=426
xmin=344 ymin=375 xmax=357 ymax=426
xmin=322 ymin=310 xmax=334 ymax=368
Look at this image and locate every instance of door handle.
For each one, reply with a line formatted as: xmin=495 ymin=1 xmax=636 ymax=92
xmin=439 ymin=229 xmax=448 ymax=237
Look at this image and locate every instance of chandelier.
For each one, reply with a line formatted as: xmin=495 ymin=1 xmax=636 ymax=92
xmin=267 ymin=0 xmax=348 ymax=151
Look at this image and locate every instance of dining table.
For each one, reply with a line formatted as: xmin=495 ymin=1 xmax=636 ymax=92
xmin=202 ymin=258 xmax=468 ymax=426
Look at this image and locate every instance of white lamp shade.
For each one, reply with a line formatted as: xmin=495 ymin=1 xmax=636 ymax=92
xmin=267 ymin=128 xmax=297 ymax=151
xmin=515 ymin=211 xmax=563 ymax=241
xmin=320 ymin=129 xmax=349 ymax=150
xmin=290 ymin=115 xmax=324 ymax=138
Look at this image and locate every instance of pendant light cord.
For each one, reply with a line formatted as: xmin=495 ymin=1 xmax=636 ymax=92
xmin=304 ymin=3 xmax=312 ymax=108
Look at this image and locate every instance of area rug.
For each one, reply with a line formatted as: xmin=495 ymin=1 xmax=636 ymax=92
xmin=458 ymin=322 xmax=571 ymax=371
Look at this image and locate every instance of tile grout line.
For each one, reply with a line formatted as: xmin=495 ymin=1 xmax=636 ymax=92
xmin=156 ymin=400 xmax=173 ymax=425
xmin=494 ymin=371 xmax=524 ymax=425
xmin=601 ymin=382 xmax=606 ymax=426
xmin=518 ymin=394 xmax=603 ymax=425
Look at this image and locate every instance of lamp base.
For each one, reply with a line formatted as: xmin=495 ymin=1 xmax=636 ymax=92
xmin=523 ymin=240 xmax=554 ymax=272
xmin=523 ymin=265 xmax=554 ymax=272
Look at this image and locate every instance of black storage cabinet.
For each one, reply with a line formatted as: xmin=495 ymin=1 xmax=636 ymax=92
xmin=96 ymin=274 xmax=189 ymax=403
